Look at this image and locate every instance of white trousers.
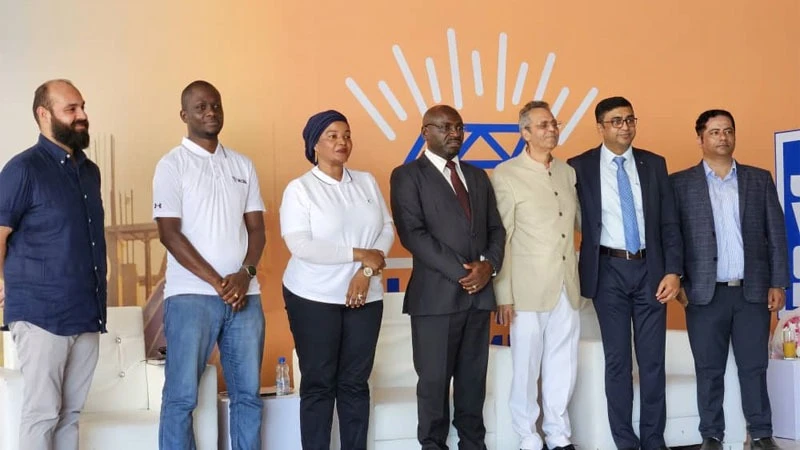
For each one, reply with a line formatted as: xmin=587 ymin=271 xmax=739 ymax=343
xmin=10 ymin=321 xmax=99 ymax=450
xmin=509 ymin=287 xmax=580 ymax=450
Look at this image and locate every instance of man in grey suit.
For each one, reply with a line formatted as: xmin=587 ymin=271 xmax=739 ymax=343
xmin=390 ymin=104 xmax=505 ymax=450
xmin=671 ymin=109 xmax=788 ymax=450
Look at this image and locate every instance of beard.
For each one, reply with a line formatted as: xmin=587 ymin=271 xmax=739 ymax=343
xmin=51 ymin=115 xmax=90 ymax=152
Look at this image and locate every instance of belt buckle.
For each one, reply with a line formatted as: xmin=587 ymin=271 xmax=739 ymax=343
xmin=625 ymin=250 xmax=633 ymax=261
xmin=727 ymin=279 xmax=742 ymax=287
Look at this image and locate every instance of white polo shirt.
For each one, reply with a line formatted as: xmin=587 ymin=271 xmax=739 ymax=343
xmin=153 ymin=137 xmax=265 ymax=299
xmin=280 ymin=167 xmax=394 ymax=305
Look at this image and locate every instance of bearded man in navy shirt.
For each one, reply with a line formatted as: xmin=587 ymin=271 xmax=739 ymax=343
xmin=0 ymin=79 xmax=107 ymax=450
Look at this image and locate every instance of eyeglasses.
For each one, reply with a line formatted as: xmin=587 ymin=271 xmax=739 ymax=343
xmin=424 ymin=123 xmax=465 ymax=134
xmin=600 ymin=117 xmax=638 ymax=128
xmin=525 ymin=120 xmax=562 ymax=131
xmin=706 ymin=128 xmax=735 ymax=138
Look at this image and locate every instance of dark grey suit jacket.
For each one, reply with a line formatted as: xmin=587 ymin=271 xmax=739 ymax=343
xmin=671 ymin=161 xmax=789 ymax=304
xmin=568 ymin=146 xmax=683 ymax=300
xmin=390 ymin=156 xmax=505 ymax=316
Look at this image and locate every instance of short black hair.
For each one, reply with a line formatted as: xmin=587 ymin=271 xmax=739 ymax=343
xmin=32 ymin=79 xmax=74 ymax=124
xmin=594 ymin=96 xmax=632 ymax=123
xmin=180 ymin=80 xmax=219 ymax=110
xmin=695 ymin=109 xmax=735 ymax=136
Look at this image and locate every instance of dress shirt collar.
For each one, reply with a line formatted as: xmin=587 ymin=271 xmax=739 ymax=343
xmin=703 ymin=159 xmax=737 ymax=181
xmin=600 ymin=143 xmax=634 ymax=166
xmin=311 ymin=165 xmax=353 ymax=185
xmin=181 ymin=136 xmax=224 ymax=158
xmin=37 ymin=134 xmax=86 ymax=165
xmin=424 ymin=148 xmax=461 ymax=173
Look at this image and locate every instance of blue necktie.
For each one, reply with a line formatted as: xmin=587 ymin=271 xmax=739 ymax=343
xmin=613 ymin=156 xmax=641 ymax=254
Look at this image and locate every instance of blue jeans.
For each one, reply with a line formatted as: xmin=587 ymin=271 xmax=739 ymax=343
xmin=159 ymin=294 xmax=265 ymax=450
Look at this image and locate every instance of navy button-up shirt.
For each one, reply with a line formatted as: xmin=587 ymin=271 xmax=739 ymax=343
xmin=0 ymin=135 xmax=107 ymax=335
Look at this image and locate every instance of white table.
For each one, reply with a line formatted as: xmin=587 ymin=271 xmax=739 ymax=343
xmin=218 ymin=391 xmax=301 ymax=449
xmin=767 ymin=358 xmax=800 ymax=439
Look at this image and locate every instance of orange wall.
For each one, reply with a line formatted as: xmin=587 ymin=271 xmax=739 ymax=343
xmin=1 ymin=0 xmax=799 ymax=385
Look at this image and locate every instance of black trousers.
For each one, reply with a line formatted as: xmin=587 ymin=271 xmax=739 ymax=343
xmin=594 ymin=255 xmax=667 ymax=450
xmin=411 ymin=308 xmax=491 ymax=450
xmin=686 ymin=284 xmax=772 ymax=441
xmin=283 ymin=286 xmax=383 ymax=450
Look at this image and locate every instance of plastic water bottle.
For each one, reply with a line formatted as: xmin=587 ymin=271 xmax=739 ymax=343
xmin=276 ymin=357 xmax=290 ymax=395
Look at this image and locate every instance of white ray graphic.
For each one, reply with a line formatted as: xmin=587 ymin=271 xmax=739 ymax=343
xmin=447 ymin=28 xmax=463 ymax=110
xmin=534 ymin=53 xmax=556 ymax=101
xmin=551 ymin=87 xmax=570 ymax=117
xmin=559 ymin=87 xmax=599 ymax=145
xmin=392 ymin=45 xmax=427 ymax=115
xmin=511 ymin=62 xmax=529 ymax=106
xmin=345 ymin=77 xmax=396 ymax=140
xmin=378 ymin=81 xmax=408 ymax=121
xmin=345 ymin=28 xmax=598 ymax=146
xmin=471 ymin=51 xmax=484 ymax=96
xmin=496 ymin=33 xmax=508 ymax=111
xmin=425 ymin=58 xmax=442 ymax=104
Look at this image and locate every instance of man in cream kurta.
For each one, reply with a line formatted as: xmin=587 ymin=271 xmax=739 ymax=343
xmin=492 ymin=101 xmax=581 ymax=450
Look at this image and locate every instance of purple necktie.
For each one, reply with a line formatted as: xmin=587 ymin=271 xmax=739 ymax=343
xmin=446 ymin=160 xmax=471 ymax=222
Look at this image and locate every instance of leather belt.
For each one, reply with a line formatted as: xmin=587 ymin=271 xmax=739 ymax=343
xmin=717 ymin=279 xmax=743 ymax=287
xmin=599 ymin=246 xmax=646 ymax=260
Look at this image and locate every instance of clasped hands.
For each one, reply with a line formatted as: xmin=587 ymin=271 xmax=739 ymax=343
xmin=347 ymin=249 xmax=386 ymax=308
xmin=215 ymin=269 xmax=251 ymax=312
xmin=459 ymin=260 xmax=493 ymax=295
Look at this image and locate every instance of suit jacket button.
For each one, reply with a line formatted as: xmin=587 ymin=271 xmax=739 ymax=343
xmin=559 ymin=212 xmax=563 ymax=216
xmin=471 ymin=232 xmax=477 ymax=237
xmin=713 ymin=257 xmax=718 ymax=262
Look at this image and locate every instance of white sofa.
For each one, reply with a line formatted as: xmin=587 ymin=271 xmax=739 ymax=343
xmin=0 ymin=306 xmax=218 ymax=450
xmin=293 ymin=292 xmax=516 ymax=450
xmin=569 ymin=300 xmax=747 ymax=450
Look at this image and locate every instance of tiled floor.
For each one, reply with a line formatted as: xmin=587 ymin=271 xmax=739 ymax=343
xmin=775 ymin=439 xmax=800 ymax=449
xmin=672 ymin=439 xmax=799 ymax=449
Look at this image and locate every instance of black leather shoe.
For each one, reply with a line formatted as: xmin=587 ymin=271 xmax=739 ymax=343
xmin=751 ymin=437 xmax=782 ymax=449
xmin=550 ymin=446 xmax=575 ymax=450
xmin=700 ymin=437 xmax=723 ymax=450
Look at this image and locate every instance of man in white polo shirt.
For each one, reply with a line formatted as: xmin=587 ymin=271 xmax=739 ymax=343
xmin=153 ymin=80 xmax=266 ymax=450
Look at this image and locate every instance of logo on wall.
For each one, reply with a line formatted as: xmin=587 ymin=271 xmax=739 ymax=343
xmin=345 ymin=28 xmax=598 ymax=168
xmin=776 ymin=129 xmax=800 ymax=310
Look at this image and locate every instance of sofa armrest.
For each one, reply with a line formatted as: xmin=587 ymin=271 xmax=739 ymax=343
xmin=145 ymin=363 xmax=217 ymax=450
xmin=195 ymin=365 xmax=218 ymax=450
xmin=145 ymin=362 xmax=166 ymax=411
xmin=722 ymin=345 xmax=746 ymax=445
xmin=488 ymin=344 xmax=516 ymax=450
xmin=569 ymin=337 xmax=616 ymax=450
xmin=0 ymin=367 xmax=23 ymax=450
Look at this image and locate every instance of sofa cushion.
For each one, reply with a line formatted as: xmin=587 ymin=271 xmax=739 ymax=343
xmin=632 ymin=373 xmax=698 ymax=422
xmin=79 ymin=410 xmax=159 ymax=449
xmin=372 ymin=386 xmax=496 ymax=441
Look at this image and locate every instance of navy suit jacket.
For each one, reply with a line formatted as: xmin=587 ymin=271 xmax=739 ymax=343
xmin=390 ymin=156 xmax=506 ymax=316
xmin=670 ymin=162 xmax=789 ymax=305
xmin=568 ymin=146 xmax=683 ymax=299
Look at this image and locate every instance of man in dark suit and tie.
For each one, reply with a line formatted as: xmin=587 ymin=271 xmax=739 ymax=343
xmin=390 ymin=104 xmax=506 ymax=450
xmin=568 ymin=96 xmax=683 ymax=450
xmin=671 ymin=110 xmax=787 ymax=450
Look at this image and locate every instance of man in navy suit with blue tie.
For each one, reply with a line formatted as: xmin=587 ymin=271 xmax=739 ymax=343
xmin=568 ymin=97 xmax=683 ymax=450
xmin=671 ymin=110 xmax=787 ymax=450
